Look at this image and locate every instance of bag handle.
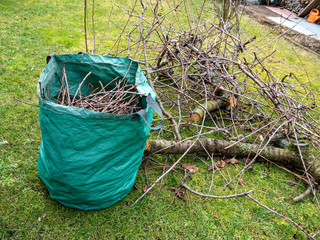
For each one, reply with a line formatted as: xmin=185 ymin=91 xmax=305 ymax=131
xmin=46 ymin=53 xmax=56 ymax=64
xmin=136 ymin=95 xmax=163 ymax=130
xmin=46 ymin=52 xmax=88 ymax=64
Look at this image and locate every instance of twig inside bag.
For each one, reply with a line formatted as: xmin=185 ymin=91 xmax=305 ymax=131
xmin=51 ymin=63 xmax=142 ymax=115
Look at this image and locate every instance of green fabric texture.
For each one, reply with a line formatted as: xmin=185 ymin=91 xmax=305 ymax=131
xmin=37 ymin=54 xmax=155 ymax=210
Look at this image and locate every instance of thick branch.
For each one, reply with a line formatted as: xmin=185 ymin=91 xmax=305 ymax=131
xmin=145 ymin=138 xmax=320 ymax=181
xmin=293 ymin=187 xmax=312 ymax=202
xmin=190 ymin=99 xmax=227 ymax=122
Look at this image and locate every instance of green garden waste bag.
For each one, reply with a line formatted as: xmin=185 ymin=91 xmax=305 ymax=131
xmin=37 ymin=53 xmax=163 ymax=210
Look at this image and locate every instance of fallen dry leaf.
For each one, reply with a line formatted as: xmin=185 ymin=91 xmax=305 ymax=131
xmin=214 ymin=214 xmax=220 ymax=218
xmin=143 ymin=185 xmax=148 ymax=193
xmin=218 ymin=160 xmax=226 ymax=168
xmin=229 ymin=157 xmax=239 ymax=164
xmin=237 ymin=178 xmax=244 ymax=186
xmin=225 ymin=157 xmax=239 ymax=164
xmin=182 ymin=163 xmax=199 ymax=173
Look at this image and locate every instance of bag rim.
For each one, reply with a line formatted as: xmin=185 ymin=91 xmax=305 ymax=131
xmin=37 ymin=54 xmax=154 ymax=120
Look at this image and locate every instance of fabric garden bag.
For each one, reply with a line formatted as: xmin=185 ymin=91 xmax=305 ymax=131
xmin=37 ymin=53 xmax=162 ymax=210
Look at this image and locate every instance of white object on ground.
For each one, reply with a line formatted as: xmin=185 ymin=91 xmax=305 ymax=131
xmin=267 ymin=16 xmax=320 ymax=41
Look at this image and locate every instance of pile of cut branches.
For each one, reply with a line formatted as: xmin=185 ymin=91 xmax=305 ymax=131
xmin=83 ymin=0 xmax=320 ymax=238
xmin=105 ymin=0 xmax=320 ymax=178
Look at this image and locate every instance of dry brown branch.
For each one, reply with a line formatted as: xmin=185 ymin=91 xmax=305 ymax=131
xmin=84 ymin=0 xmax=88 ymax=52
xmin=13 ymin=96 xmax=39 ymax=107
xmin=92 ymin=0 xmax=95 ymax=54
xmin=293 ymin=187 xmax=312 ymax=202
xmin=190 ymin=98 xmax=227 ymax=122
xmin=145 ymin=139 xmax=320 ymax=181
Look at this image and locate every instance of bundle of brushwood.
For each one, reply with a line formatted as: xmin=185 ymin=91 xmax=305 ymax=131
xmin=80 ymin=0 xmax=320 ymax=237
xmin=41 ymin=62 xmax=142 ymax=115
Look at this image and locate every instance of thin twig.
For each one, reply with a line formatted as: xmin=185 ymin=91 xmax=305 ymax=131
xmin=247 ymin=194 xmax=315 ymax=240
xmin=14 ymin=96 xmax=39 ymax=107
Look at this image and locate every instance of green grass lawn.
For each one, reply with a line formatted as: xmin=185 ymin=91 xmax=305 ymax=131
xmin=1 ymin=0 xmax=320 ymax=239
